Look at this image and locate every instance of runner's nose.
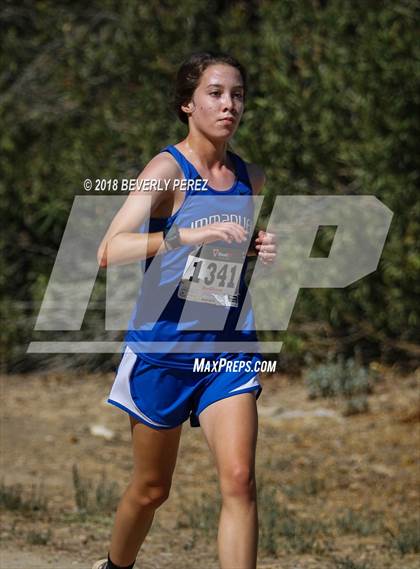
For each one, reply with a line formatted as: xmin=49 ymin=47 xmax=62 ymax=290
xmin=222 ymin=94 xmax=234 ymax=112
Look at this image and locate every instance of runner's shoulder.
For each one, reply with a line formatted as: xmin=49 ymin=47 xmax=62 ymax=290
xmin=244 ymin=162 xmax=266 ymax=195
xmin=138 ymin=151 xmax=183 ymax=185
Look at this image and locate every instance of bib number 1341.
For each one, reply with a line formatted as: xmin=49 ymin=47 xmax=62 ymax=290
xmin=190 ymin=260 xmax=238 ymax=288
xmin=178 ymin=245 xmax=246 ymax=307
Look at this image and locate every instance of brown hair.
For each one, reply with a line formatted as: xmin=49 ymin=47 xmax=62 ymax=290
xmin=173 ymin=52 xmax=247 ymax=124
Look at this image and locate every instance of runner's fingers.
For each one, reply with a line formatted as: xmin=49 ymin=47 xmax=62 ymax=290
xmin=265 ymin=242 xmax=276 ymax=252
xmin=226 ymin=223 xmax=248 ymax=241
xmin=258 ymin=251 xmax=276 ymax=262
xmin=262 ymin=236 xmax=276 ymax=245
xmin=219 ymin=227 xmax=239 ymax=242
xmin=226 ymin=222 xmax=248 ymax=235
xmin=225 ymin=225 xmax=247 ymax=243
xmin=256 ymin=232 xmax=276 ymax=245
xmin=259 ymin=244 xmax=276 ymax=253
xmin=218 ymin=229 xmax=233 ymax=243
xmin=219 ymin=228 xmax=240 ymax=243
xmin=208 ymin=223 xmax=248 ymax=244
xmin=210 ymin=223 xmax=246 ymax=243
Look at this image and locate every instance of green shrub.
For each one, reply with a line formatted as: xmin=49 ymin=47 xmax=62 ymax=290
xmin=0 ymin=478 xmax=48 ymax=512
xmin=72 ymin=464 xmax=120 ymax=516
xmin=2 ymin=1 xmax=418 ymax=371
xmin=304 ymin=354 xmax=375 ymax=400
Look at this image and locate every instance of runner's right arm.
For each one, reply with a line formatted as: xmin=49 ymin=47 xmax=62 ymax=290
xmin=97 ymin=154 xmax=248 ymax=267
xmin=97 ymin=153 xmax=177 ymax=267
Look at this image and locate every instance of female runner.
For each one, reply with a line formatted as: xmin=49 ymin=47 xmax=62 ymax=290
xmin=93 ymin=52 xmax=276 ymax=569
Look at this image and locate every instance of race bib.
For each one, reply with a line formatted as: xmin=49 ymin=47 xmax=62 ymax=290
xmin=178 ymin=245 xmax=246 ymax=307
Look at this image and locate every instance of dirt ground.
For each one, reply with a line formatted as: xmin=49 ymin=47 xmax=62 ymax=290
xmin=1 ymin=363 xmax=419 ymax=569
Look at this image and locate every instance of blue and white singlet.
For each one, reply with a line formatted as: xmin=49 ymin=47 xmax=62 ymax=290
xmin=124 ymin=144 xmax=261 ymax=368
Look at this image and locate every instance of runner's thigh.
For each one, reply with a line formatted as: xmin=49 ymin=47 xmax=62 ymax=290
xmin=129 ymin=417 xmax=183 ymax=486
xmin=199 ymin=393 xmax=258 ymax=481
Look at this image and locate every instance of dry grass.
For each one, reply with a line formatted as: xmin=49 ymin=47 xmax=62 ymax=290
xmin=0 ymin=363 xmax=419 ymax=568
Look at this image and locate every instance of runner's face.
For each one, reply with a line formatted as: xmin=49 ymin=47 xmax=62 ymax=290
xmin=185 ymin=64 xmax=245 ymax=139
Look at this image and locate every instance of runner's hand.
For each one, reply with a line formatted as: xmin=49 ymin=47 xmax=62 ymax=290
xmin=179 ymin=222 xmax=248 ymax=246
xmin=254 ymin=230 xmax=276 ymax=264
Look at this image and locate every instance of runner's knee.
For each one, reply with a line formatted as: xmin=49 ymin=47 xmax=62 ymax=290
xmin=127 ymin=480 xmax=171 ymax=509
xmin=220 ymin=465 xmax=256 ymax=501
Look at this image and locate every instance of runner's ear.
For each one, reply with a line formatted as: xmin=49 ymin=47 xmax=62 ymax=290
xmin=181 ymin=100 xmax=195 ymax=117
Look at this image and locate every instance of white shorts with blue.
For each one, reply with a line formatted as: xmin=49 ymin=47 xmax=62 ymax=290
xmin=107 ymin=349 xmax=263 ymax=430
